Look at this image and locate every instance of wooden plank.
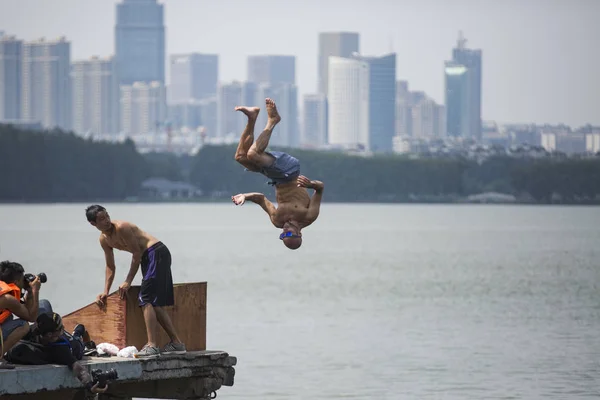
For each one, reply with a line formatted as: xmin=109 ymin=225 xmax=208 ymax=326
xmin=62 ymin=292 xmax=127 ymax=349
xmin=62 ymin=282 xmax=207 ymax=351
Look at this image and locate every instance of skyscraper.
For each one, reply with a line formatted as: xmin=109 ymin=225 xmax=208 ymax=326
xmin=0 ymin=35 xmax=22 ymax=121
xmin=21 ymin=37 xmax=71 ymax=130
xmin=445 ymin=32 xmax=482 ymax=140
xmin=71 ymin=56 xmax=119 ymax=136
xmin=352 ymin=53 xmax=396 ymax=152
xmin=395 ymin=80 xmax=412 ymax=137
xmin=217 ymin=81 xmax=243 ymax=138
xmin=247 ymin=55 xmax=295 ymax=85
xmin=120 ymin=81 xmax=166 ymax=136
xmin=251 ymin=82 xmax=299 ymax=148
xmin=411 ymin=96 xmax=446 ymax=139
xmin=169 ymin=53 xmax=218 ymax=103
xmin=445 ymin=62 xmax=470 ymax=139
xmin=302 ymin=94 xmax=327 ymax=148
xmin=115 ymin=0 xmax=165 ymax=85
xmin=327 ymin=56 xmax=369 ymax=150
xmin=318 ymin=32 xmax=359 ymax=96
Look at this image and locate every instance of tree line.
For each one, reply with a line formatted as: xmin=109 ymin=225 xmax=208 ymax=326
xmin=1 ymin=124 xmax=600 ymax=203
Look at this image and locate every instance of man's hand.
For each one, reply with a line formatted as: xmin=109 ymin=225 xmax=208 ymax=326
xmin=297 ymin=175 xmax=324 ymax=191
xmin=96 ymin=292 xmax=108 ymax=307
xmin=27 ymin=276 xmax=41 ymax=293
xmin=118 ymin=282 xmax=131 ymax=299
xmin=231 ymin=194 xmax=246 ymax=206
xmin=90 ymin=382 xmax=108 ymax=394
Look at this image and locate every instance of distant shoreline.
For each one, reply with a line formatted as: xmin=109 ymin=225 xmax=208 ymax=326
xmin=1 ymin=199 xmax=599 ymax=206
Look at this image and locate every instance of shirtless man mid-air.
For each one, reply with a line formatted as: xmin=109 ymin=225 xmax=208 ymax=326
xmin=231 ymin=98 xmax=324 ymax=250
xmin=85 ymin=205 xmax=186 ymax=358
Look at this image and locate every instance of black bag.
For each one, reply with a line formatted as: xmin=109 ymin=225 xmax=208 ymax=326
xmin=6 ymin=332 xmax=84 ymax=365
xmin=5 ymin=340 xmax=49 ymax=365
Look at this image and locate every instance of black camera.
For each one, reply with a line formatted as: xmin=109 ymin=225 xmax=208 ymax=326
xmin=91 ymin=368 xmax=118 ymax=388
xmin=23 ymin=272 xmax=47 ymax=288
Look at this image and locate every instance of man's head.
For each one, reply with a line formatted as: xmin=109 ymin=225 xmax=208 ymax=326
xmin=280 ymin=221 xmax=302 ymax=250
xmin=0 ymin=260 xmax=25 ymax=288
xmin=36 ymin=312 xmax=64 ymax=344
xmin=85 ymin=205 xmax=112 ymax=232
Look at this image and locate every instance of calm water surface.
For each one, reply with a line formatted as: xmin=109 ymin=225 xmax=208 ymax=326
xmin=0 ymin=203 xmax=599 ymax=399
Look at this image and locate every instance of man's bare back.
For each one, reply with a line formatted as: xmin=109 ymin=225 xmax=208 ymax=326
xmin=99 ymin=220 xmax=159 ymax=254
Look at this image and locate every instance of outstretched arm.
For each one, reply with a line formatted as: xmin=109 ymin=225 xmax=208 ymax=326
xmin=297 ymin=176 xmax=324 ymax=226
xmin=96 ymin=237 xmax=116 ymax=307
xmin=232 ymin=192 xmax=278 ymax=226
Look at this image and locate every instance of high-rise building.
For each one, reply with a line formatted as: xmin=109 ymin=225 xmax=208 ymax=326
xmin=169 ymin=53 xmax=218 ymax=103
xmin=241 ymin=81 xmax=257 ymax=109
xmin=445 ymin=62 xmax=470 ymax=139
xmin=120 ymin=81 xmax=166 ymax=136
xmin=302 ymin=94 xmax=327 ymax=148
xmin=168 ymin=102 xmax=202 ymax=131
xmin=198 ymin=97 xmax=217 ymax=138
xmin=115 ymin=0 xmax=165 ymax=85
xmin=411 ymin=96 xmax=446 ymax=139
xmin=21 ymin=37 xmax=71 ymax=130
xmin=254 ymin=83 xmax=298 ymax=148
xmin=445 ymin=31 xmax=482 ymax=140
xmin=217 ymin=81 xmax=243 ymax=138
xmin=247 ymin=55 xmax=295 ymax=85
xmin=327 ymin=56 xmax=369 ymax=150
xmin=352 ymin=53 xmax=396 ymax=152
xmin=71 ymin=56 xmax=119 ymax=136
xmin=395 ymin=80 xmax=411 ymax=137
xmin=0 ymin=35 xmax=22 ymax=121
xmin=318 ymin=32 xmax=359 ymax=96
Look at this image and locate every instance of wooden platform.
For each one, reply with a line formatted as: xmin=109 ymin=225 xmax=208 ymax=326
xmin=61 ymin=282 xmax=207 ymax=351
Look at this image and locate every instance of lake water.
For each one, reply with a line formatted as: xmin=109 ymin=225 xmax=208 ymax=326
xmin=0 ymin=203 xmax=599 ymax=399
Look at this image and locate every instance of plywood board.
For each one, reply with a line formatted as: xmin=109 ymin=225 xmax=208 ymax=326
xmin=62 ymin=282 xmax=206 ymax=351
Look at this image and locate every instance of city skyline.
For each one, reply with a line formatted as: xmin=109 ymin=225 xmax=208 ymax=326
xmin=1 ymin=0 xmax=598 ymax=127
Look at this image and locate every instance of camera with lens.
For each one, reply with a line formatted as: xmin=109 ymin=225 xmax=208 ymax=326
xmin=23 ymin=272 xmax=47 ymax=289
xmin=91 ymin=368 xmax=118 ymax=388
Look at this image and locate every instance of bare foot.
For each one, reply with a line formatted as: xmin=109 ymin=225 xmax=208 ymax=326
xmin=235 ymin=106 xmax=260 ymax=120
xmin=265 ymin=98 xmax=281 ymax=125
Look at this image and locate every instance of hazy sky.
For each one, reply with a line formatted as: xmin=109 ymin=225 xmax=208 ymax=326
xmin=1 ymin=0 xmax=598 ymax=126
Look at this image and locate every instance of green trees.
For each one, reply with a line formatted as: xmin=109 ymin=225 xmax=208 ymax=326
xmin=0 ymin=124 xmax=146 ymax=201
xmin=2 ymin=124 xmax=599 ymax=203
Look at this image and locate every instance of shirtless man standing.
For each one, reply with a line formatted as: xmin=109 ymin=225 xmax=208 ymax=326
xmin=85 ymin=205 xmax=186 ymax=358
xmin=231 ymin=98 xmax=324 ymax=250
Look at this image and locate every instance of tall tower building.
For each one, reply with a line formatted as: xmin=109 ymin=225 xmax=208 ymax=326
xmin=21 ymin=37 xmax=71 ymax=130
xmin=115 ymin=0 xmax=165 ymax=85
xmin=169 ymin=53 xmax=218 ymax=103
xmin=71 ymin=56 xmax=119 ymax=136
xmin=0 ymin=35 xmax=22 ymax=121
xmin=247 ymin=55 xmax=295 ymax=85
xmin=445 ymin=31 xmax=482 ymax=140
xmin=395 ymin=80 xmax=412 ymax=137
xmin=411 ymin=96 xmax=446 ymax=139
xmin=318 ymin=32 xmax=359 ymax=96
xmin=327 ymin=56 xmax=369 ymax=150
xmin=216 ymin=81 xmax=243 ymax=138
xmin=302 ymin=93 xmax=327 ymax=148
xmin=352 ymin=53 xmax=396 ymax=152
xmin=119 ymin=81 xmax=166 ymax=136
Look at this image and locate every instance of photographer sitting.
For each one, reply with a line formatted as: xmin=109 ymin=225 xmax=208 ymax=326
xmin=7 ymin=312 xmax=108 ymax=395
xmin=0 ymin=260 xmax=48 ymax=369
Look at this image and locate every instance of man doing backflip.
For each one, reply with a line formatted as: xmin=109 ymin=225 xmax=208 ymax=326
xmin=231 ymin=98 xmax=324 ymax=250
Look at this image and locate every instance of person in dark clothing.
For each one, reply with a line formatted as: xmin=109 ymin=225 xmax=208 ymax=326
xmin=7 ymin=312 xmax=107 ymax=395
